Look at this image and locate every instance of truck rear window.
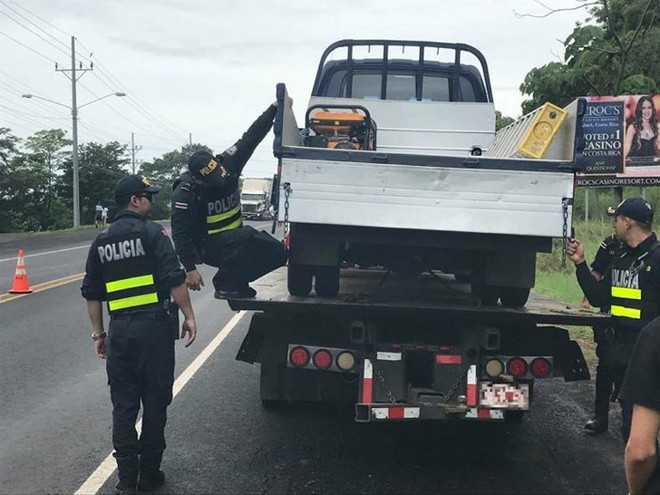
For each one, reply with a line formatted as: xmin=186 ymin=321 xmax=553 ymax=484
xmin=321 ymin=67 xmax=483 ymax=102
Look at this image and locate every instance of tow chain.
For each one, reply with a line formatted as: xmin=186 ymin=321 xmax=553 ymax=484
xmin=372 ymin=357 xmax=473 ymax=406
xmin=444 ymin=358 xmax=473 ymax=404
xmin=561 ymin=197 xmax=571 ymax=268
xmin=283 ymin=182 xmax=291 ymax=247
xmin=374 ymin=368 xmax=397 ymax=404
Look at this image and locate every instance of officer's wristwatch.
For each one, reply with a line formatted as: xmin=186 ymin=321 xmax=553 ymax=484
xmin=92 ymin=331 xmax=107 ymax=341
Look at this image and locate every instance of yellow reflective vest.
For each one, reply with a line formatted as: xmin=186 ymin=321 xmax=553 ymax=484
xmin=97 ymin=224 xmax=164 ymax=314
xmin=609 ymin=240 xmax=660 ymax=330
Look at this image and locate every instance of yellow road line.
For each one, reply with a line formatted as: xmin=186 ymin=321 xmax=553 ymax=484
xmin=0 ymin=272 xmax=85 ymax=304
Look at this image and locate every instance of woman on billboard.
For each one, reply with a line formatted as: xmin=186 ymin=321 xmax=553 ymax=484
xmin=624 ymin=95 xmax=660 ymax=163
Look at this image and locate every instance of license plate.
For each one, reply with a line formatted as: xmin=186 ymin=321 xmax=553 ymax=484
xmin=480 ymin=383 xmax=530 ymax=409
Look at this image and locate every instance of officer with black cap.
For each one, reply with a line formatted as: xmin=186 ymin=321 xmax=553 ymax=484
xmin=581 ymin=233 xmax=622 ymax=435
xmin=567 ymin=197 xmax=660 ymax=442
xmin=171 ymin=102 xmax=288 ymax=299
xmin=81 ymin=174 xmax=197 ymax=495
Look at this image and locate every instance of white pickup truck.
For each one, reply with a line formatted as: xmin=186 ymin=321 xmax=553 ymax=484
xmin=273 ymin=39 xmax=584 ymax=306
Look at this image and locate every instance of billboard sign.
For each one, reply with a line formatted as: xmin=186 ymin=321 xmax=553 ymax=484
xmin=576 ymin=94 xmax=660 ymax=187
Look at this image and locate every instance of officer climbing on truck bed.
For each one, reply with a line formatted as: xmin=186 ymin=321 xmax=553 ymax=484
xmin=171 ymin=101 xmax=288 ymax=299
xmin=567 ymin=197 xmax=660 ymax=442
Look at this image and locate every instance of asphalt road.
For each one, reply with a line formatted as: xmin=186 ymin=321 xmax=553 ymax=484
xmin=0 ymin=221 xmax=628 ymax=494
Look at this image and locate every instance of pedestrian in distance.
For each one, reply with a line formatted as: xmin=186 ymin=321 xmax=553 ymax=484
xmin=581 ymin=233 xmax=622 ymax=435
xmin=566 ymin=197 xmax=660 ymax=443
xmin=101 ymin=205 xmax=109 ymax=228
xmin=620 ymin=316 xmax=660 ymax=494
xmin=95 ymin=202 xmax=103 ymax=228
xmin=81 ymin=174 xmax=197 ymax=495
xmin=171 ymin=101 xmax=288 ymax=299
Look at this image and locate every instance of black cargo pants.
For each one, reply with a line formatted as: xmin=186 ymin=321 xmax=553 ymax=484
xmin=609 ymin=330 xmax=641 ymax=442
xmin=593 ymin=326 xmax=614 ymax=417
xmin=202 ymin=225 xmax=288 ymax=291
xmin=106 ymin=314 xmax=175 ymax=485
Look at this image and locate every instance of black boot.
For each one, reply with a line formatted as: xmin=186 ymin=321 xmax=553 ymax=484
xmin=585 ymin=415 xmax=608 ymax=435
xmin=114 ymin=454 xmax=139 ymax=494
xmin=138 ymin=452 xmax=165 ymax=492
xmin=137 ymin=470 xmax=165 ymax=492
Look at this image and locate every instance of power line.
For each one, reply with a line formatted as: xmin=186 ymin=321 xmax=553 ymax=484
xmin=78 ymin=39 xmax=188 ymax=139
xmin=1 ymin=0 xmax=93 ymax=65
xmin=0 ymin=4 xmax=70 ymax=58
xmin=4 ymin=0 xmax=71 ymax=39
xmin=0 ymin=30 xmax=60 ymax=64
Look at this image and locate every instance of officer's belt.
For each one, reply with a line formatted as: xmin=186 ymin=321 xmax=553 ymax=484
xmin=110 ymin=311 xmax=166 ymax=321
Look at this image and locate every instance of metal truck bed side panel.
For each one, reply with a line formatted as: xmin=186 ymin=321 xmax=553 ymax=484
xmin=279 ymin=158 xmax=574 ymax=237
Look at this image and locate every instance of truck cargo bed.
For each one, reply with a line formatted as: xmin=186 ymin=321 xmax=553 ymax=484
xmin=228 ymin=267 xmax=606 ymax=326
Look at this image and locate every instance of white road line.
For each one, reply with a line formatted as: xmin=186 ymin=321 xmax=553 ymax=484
xmin=74 ymin=310 xmax=247 ymax=495
xmin=0 ymin=244 xmax=89 ymax=263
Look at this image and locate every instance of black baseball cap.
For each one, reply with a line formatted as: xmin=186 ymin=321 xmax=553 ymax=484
xmin=188 ymin=150 xmax=230 ymax=188
xmin=114 ymin=174 xmax=160 ymax=201
xmin=607 ymin=197 xmax=654 ymax=225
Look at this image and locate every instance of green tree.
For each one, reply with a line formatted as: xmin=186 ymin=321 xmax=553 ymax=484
xmin=2 ymin=153 xmax=53 ymax=231
xmin=519 ymin=0 xmax=659 ymax=114
xmin=139 ymin=143 xmax=211 ymax=219
xmin=23 ymin=129 xmax=72 ymax=229
xmin=495 ymin=111 xmax=515 ymax=130
xmin=58 ymin=141 xmax=130 ymax=225
xmin=0 ymin=128 xmax=22 ymax=232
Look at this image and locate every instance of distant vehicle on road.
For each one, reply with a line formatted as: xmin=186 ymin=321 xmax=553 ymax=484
xmin=241 ymin=178 xmax=273 ymax=220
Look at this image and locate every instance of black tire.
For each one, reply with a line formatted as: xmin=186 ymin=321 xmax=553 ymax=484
xmin=315 ymin=265 xmax=340 ymax=297
xmin=499 ymin=287 xmax=531 ymax=308
xmin=477 ymin=283 xmax=499 ymax=306
xmin=469 ymin=269 xmax=499 ymax=306
xmin=288 ymin=264 xmax=313 ymax=296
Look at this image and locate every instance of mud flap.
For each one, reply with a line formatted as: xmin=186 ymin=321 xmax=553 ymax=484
xmin=235 ymin=323 xmax=265 ymax=364
xmin=561 ymin=340 xmax=591 ymax=382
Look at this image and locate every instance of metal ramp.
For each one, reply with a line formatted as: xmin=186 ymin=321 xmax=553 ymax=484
xmin=486 ymin=102 xmax=567 ymax=159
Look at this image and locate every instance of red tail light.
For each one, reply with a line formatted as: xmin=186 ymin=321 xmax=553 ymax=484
xmin=506 ymin=357 xmax=528 ymax=377
xmin=289 ymin=346 xmax=310 ymax=367
xmin=312 ymin=349 xmax=333 ymax=369
xmin=530 ymin=357 xmax=552 ymax=378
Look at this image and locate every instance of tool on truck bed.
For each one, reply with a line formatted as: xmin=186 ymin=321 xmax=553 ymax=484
xmin=303 ymin=104 xmax=377 ymax=151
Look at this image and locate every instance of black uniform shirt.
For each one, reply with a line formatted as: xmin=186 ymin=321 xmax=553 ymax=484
xmin=576 ymin=233 xmax=660 ymax=310
xmin=620 ymin=318 xmax=660 ymax=411
xmin=171 ymin=104 xmax=277 ymax=272
xmin=81 ymin=211 xmax=186 ymax=301
xmin=591 ymin=234 xmax=622 ymax=276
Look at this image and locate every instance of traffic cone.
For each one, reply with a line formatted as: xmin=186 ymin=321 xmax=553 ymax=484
xmin=9 ymin=249 xmax=32 ymax=294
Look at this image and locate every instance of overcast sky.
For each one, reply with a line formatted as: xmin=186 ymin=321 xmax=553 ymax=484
xmin=1 ymin=0 xmax=589 ymax=179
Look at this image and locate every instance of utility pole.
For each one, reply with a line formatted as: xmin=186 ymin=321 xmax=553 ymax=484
xmin=189 ymin=132 xmax=192 ymax=147
xmin=56 ymin=36 xmax=92 ymax=228
xmin=130 ymin=132 xmax=142 ymax=174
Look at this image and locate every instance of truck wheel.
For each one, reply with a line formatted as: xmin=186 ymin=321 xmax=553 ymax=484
xmin=499 ymin=287 xmax=530 ymax=308
xmin=288 ymin=264 xmax=313 ymax=296
xmin=315 ymin=265 xmax=340 ymax=297
xmin=470 ymin=270 xmax=499 ymax=306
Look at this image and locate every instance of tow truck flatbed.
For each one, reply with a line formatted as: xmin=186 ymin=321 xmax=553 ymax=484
xmin=228 ymin=267 xmax=607 ymax=327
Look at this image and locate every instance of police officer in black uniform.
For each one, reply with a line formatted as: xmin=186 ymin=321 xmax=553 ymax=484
xmin=171 ymin=102 xmax=288 ymax=299
xmin=620 ymin=317 xmax=660 ymax=494
xmin=82 ymin=175 xmax=197 ymax=495
xmin=567 ymin=197 xmax=660 ymax=442
xmin=582 ymin=234 xmax=621 ymax=434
